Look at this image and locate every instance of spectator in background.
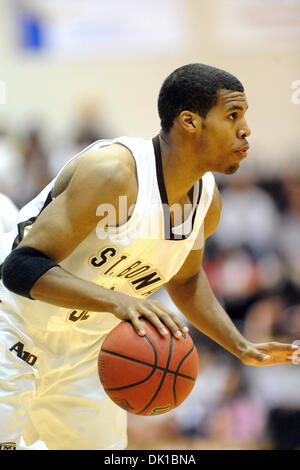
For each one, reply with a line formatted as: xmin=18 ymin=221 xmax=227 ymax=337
xmin=171 ymin=347 xmax=240 ymax=439
xmin=205 ymin=365 xmax=265 ymax=448
xmin=73 ymin=99 xmax=105 ymax=149
xmin=0 ymin=192 xmax=18 ymax=262
xmin=201 ymin=174 xmax=300 ymax=450
xmin=23 ymin=128 xmax=51 ymax=198
xmin=205 ymin=175 xmax=283 ymax=322
xmin=245 ymin=357 xmax=300 ymax=449
xmin=49 ymin=96 xmax=114 ymax=178
xmin=0 ymin=192 xmax=18 ymax=233
xmin=277 ymin=176 xmax=300 ymax=295
xmin=243 ymin=288 xmax=300 ymax=450
xmin=0 ymin=126 xmax=25 ymax=207
xmin=243 ymin=296 xmax=286 ymax=343
xmin=213 ymin=175 xmax=280 ymax=258
xmin=0 ymin=125 xmax=51 ymax=206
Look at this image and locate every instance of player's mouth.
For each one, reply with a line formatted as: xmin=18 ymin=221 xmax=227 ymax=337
xmin=235 ymin=144 xmax=249 ymax=159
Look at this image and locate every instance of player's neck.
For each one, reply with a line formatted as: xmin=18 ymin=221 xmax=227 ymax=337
xmin=159 ymin=131 xmax=207 ymax=206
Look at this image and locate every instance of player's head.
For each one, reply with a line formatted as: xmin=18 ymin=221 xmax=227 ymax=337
xmin=158 ymin=63 xmax=244 ymax=133
xmin=158 ymin=63 xmax=250 ymax=174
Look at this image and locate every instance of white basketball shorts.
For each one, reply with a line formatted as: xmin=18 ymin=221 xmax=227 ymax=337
xmin=0 ymin=306 xmax=127 ymax=450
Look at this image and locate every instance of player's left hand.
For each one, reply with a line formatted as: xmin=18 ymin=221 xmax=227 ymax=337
xmin=239 ymin=341 xmax=300 ymax=366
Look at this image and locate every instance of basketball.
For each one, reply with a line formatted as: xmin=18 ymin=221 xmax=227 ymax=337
xmin=98 ymin=318 xmax=199 ymax=416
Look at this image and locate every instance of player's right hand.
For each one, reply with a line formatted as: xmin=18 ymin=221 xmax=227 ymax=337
xmin=111 ymin=291 xmax=188 ymax=339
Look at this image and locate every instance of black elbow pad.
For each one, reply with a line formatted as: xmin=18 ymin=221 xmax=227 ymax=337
xmin=1 ymin=246 xmax=59 ymax=299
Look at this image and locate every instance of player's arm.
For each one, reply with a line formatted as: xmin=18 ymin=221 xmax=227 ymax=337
xmin=2 ymin=147 xmax=186 ymax=338
xmin=166 ymin=183 xmax=299 ymax=365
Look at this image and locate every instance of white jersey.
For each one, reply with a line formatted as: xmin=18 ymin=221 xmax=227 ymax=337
xmin=0 ymin=136 xmax=215 ymax=450
xmin=0 ymin=135 xmax=215 ymax=336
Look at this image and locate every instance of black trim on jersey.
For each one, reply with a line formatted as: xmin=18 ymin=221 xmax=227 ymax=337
xmin=0 ymin=190 xmax=53 ymax=280
xmin=191 ymin=179 xmax=202 ymax=234
xmin=152 ymin=135 xmax=202 ymax=241
xmin=152 ymin=135 xmax=172 ymax=239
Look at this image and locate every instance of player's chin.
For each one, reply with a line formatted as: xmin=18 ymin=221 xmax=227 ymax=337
xmin=224 ymin=163 xmax=240 ymax=174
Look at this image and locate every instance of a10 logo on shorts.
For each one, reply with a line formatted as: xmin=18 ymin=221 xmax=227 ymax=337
xmin=9 ymin=341 xmax=38 ymax=366
xmin=0 ymin=442 xmax=16 ymax=450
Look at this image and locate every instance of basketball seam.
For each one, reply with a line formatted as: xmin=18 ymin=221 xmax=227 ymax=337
xmin=172 ymin=345 xmax=196 ymax=407
xmin=102 ymin=335 xmax=158 ymax=391
xmin=100 ymin=348 xmax=196 ymax=382
xmin=136 ymin=333 xmax=174 ymax=415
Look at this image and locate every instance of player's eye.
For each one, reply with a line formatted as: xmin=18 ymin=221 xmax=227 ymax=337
xmin=228 ymin=112 xmax=238 ymax=120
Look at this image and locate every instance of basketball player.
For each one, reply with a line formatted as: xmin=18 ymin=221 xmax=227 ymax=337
xmin=0 ymin=64 xmax=298 ymax=450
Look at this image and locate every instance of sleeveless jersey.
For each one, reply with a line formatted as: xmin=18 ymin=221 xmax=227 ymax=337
xmin=0 ymin=136 xmax=215 ymax=336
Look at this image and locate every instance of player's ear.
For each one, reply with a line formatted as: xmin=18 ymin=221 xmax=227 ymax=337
xmin=178 ymin=111 xmax=202 ymax=133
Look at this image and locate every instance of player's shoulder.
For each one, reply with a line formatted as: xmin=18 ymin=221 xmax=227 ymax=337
xmin=80 ymin=141 xmax=135 ymax=173
xmin=66 ymin=140 xmax=139 ymax=205
xmin=72 ymin=141 xmax=135 ymax=185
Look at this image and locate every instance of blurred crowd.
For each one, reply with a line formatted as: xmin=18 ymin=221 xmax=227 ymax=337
xmin=0 ymin=116 xmax=299 ymax=450
xmin=144 ymin=171 xmax=300 ymax=450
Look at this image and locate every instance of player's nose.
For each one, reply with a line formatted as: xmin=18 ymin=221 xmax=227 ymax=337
xmin=238 ymin=119 xmax=251 ymax=139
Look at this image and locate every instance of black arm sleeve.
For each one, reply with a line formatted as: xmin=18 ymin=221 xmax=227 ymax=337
xmin=1 ymin=246 xmax=59 ymax=300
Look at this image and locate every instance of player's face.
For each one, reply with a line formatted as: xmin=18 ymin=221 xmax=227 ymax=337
xmin=197 ymin=89 xmax=250 ymax=174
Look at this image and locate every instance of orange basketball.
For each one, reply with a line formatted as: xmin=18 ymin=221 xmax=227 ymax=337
xmin=98 ymin=318 xmax=199 ymax=416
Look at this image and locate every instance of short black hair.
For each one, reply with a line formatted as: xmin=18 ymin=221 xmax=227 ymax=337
xmin=158 ymin=63 xmax=244 ymax=133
